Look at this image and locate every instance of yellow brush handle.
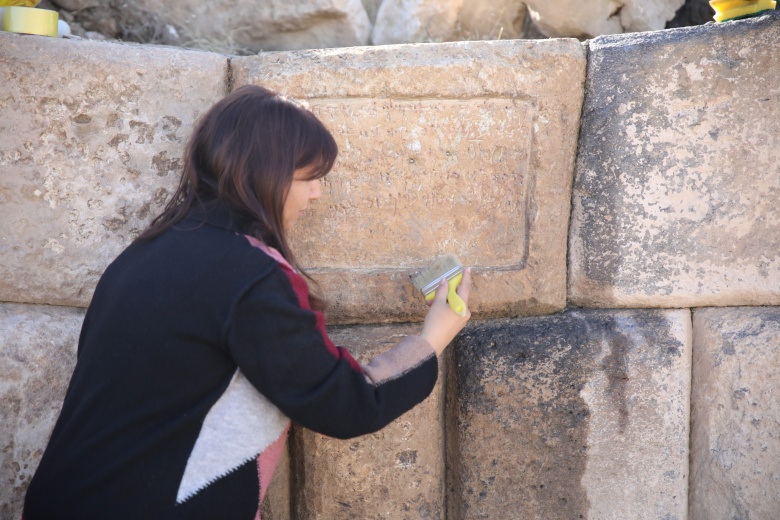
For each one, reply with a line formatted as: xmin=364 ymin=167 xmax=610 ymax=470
xmin=447 ymin=273 xmax=466 ymax=316
xmin=424 ymin=273 xmax=466 ymax=316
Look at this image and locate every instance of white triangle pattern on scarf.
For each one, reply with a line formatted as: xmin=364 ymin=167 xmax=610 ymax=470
xmin=176 ymin=370 xmax=290 ymax=503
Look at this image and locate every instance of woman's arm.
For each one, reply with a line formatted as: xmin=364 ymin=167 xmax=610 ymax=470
xmin=419 ymin=270 xmax=472 ymax=355
xmin=225 ymin=265 xmax=470 ymax=439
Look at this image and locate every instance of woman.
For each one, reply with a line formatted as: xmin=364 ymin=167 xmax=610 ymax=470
xmin=24 ymin=85 xmax=471 ymax=519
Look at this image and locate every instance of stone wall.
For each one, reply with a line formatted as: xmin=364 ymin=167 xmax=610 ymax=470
xmin=1 ymin=11 xmax=778 ymax=520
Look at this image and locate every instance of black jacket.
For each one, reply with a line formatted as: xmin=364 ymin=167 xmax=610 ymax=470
xmin=24 ymin=204 xmax=438 ymax=520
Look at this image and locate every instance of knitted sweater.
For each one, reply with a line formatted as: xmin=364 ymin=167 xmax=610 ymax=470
xmin=24 ymin=204 xmax=438 ymax=520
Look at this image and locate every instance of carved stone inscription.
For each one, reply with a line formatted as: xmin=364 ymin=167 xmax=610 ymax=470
xmin=290 ymin=98 xmax=533 ymax=269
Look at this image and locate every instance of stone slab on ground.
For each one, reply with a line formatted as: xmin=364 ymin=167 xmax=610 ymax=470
xmin=0 ymin=303 xmax=85 ymax=520
xmin=232 ymin=39 xmax=586 ymax=324
xmin=292 ymin=323 xmax=445 ymax=519
xmin=447 ymin=309 xmax=691 ymax=520
xmin=690 ymin=307 xmax=780 ymax=520
xmin=0 ymin=33 xmax=227 ymax=308
xmin=454 ymin=0 xmax=528 ymax=41
xmin=371 ymin=0 xmax=528 ymax=44
xmin=525 ymin=0 xmax=684 ymax=38
xmin=138 ymin=0 xmax=371 ymax=53
xmin=570 ymin=13 xmax=780 ymax=308
xmin=371 ymin=0 xmax=464 ymax=44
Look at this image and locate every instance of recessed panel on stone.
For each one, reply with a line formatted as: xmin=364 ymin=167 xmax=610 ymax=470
xmin=0 ymin=303 xmax=85 ymax=519
xmin=570 ymin=13 xmax=780 ymax=308
xmin=690 ymin=307 xmax=780 ymax=520
xmin=0 ymin=33 xmax=227 ymax=308
xmin=292 ymin=324 xmax=445 ymax=519
xmin=233 ymin=39 xmax=586 ymax=323
xmin=292 ymin=98 xmax=532 ymax=268
xmin=448 ymin=310 xmax=691 ymax=520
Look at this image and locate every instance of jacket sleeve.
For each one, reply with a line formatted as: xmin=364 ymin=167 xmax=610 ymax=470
xmin=224 ymin=265 xmax=438 ymax=439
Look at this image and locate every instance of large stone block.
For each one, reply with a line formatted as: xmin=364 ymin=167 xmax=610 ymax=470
xmin=456 ymin=0 xmax=528 ymax=41
xmin=372 ymin=0 xmax=528 ymax=44
xmin=0 ymin=33 xmax=227 ymax=308
xmin=447 ymin=310 xmax=691 ymax=519
xmin=233 ymin=39 xmax=585 ymax=323
xmin=371 ymin=0 xmax=464 ymax=44
xmin=690 ymin=307 xmax=780 ymax=520
xmin=525 ymin=0 xmax=684 ymax=38
xmin=138 ymin=0 xmax=371 ymax=53
xmin=0 ymin=304 xmax=84 ymax=520
xmin=570 ymin=13 xmax=780 ymax=308
xmin=292 ymin=323 xmax=445 ymax=519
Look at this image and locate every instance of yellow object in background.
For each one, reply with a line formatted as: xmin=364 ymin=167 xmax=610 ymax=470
xmin=710 ymin=0 xmax=777 ymax=22
xmin=0 ymin=0 xmax=40 ymax=6
xmin=2 ymin=5 xmax=58 ymax=36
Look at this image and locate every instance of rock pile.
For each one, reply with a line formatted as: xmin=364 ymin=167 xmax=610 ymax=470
xmin=40 ymin=0 xmax=700 ymax=53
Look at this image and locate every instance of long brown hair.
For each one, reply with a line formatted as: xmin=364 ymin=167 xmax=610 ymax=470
xmin=138 ymin=85 xmax=337 ymax=309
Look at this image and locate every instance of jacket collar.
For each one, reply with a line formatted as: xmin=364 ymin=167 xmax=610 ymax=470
xmin=179 ymin=199 xmax=253 ymax=235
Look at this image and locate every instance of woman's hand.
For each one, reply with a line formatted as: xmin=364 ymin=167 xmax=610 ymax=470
xmin=420 ymin=268 xmax=472 ymax=356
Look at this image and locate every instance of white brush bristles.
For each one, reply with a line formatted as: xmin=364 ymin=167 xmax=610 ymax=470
xmin=410 ymin=254 xmax=464 ymax=296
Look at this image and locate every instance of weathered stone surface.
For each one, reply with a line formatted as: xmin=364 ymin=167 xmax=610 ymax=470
xmin=526 ymin=0 xmax=684 ymax=38
xmin=371 ymin=0 xmax=526 ymax=44
xmin=448 ymin=310 xmax=691 ymax=519
xmin=233 ymin=39 xmax=586 ymax=323
xmin=138 ymin=0 xmax=371 ymax=53
xmin=570 ymin=13 xmax=780 ymax=308
xmin=0 ymin=33 xmax=226 ymax=308
xmin=619 ymin=0 xmax=687 ymax=31
xmin=690 ymin=307 xmax=780 ymax=520
xmin=371 ymin=0 xmax=463 ymax=44
xmin=292 ymin=323 xmax=445 ymax=519
xmin=456 ymin=0 xmax=528 ymax=41
xmin=0 ymin=303 xmax=84 ymax=520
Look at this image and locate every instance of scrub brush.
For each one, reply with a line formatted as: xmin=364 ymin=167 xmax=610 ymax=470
xmin=709 ymin=0 xmax=776 ymax=22
xmin=410 ymin=254 xmax=467 ymax=316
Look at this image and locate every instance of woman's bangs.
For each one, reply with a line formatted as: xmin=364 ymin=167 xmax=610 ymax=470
xmin=295 ymin=114 xmax=338 ymax=180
